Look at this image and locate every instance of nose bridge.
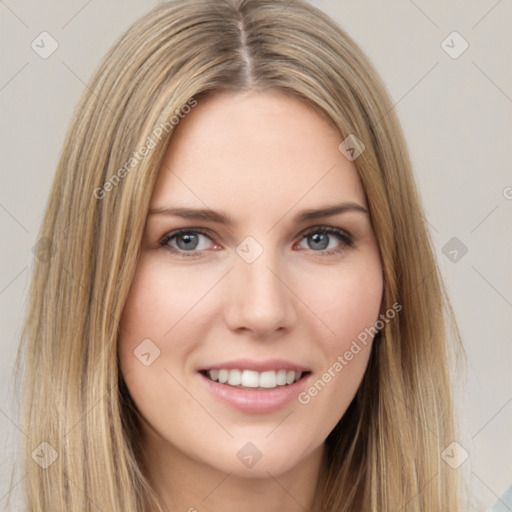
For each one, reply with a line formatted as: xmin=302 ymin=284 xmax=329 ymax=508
xmin=226 ymin=235 xmax=296 ymax=335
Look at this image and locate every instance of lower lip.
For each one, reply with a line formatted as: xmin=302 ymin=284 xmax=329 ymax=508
xmin=199 ymin=372 xmax=310 ymax=414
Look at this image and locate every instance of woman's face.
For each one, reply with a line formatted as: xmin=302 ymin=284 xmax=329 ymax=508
xmin=119 ymin=90 xmax=383 ymax=480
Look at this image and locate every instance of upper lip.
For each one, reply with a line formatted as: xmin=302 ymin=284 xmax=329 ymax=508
xmin=199 ymin=358 xmax=310 ymax=373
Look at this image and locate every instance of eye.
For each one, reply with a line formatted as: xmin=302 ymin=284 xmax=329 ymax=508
xmin=296 ymin=226 xmax=354 ymax=256
xmin=159 ymin=228 xmax=217 ymax=258
xmin=159 ymin=225 xmax=354 ymax=258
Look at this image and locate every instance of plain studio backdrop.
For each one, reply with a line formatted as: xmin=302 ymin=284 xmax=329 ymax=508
xmin=0 ymin=1 xmax=511 ymax=510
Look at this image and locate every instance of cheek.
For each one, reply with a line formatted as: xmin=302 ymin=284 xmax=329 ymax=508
xmin=297 ymin=253 xmax=382 ymax=408
xmin=296 ymin=270 xmax=382 ymax=436
xmin=117 ymin=259 xmax=205 ymax=433
xmin=118 ymin=259 xmax=185 ymax=382
xmin=121 ymin=258 xmax=184 ymax=332
xmin=306 ymin=254 xmax=383 ymax=349
xmin=119 ymin=257 xmax=213 ymax=356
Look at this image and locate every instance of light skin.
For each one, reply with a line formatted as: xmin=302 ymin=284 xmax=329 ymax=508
xmin=118 ymin=89 xmax=383 ymax=512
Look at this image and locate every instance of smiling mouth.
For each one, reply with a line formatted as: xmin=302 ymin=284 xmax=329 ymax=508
xmin=200 ymin=369 xmax=311 ymax=390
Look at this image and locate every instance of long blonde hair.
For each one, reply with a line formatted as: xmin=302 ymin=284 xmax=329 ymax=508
xmin=13 ymin=0 xmax=464 ymax=510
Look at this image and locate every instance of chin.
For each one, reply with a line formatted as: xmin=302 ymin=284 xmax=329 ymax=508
xmin=200 ymin=434 xmax=320 ymax=479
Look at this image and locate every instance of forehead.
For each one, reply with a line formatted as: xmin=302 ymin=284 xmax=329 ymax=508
xmin=150 ymin=90 xmax=367 ymax=219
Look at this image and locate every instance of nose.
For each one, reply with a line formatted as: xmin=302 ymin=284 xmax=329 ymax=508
xmin=224 ymin=248 xmax=297 ymax=339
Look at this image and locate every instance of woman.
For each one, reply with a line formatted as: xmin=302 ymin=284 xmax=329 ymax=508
xmin=15 ymin=0 xmax=463 ymax=510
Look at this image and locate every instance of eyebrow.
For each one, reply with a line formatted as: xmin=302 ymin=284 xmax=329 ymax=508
xmin=148 ymin=202 xmax=369 ymax=226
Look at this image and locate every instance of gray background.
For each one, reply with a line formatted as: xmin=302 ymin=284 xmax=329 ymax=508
xmin=1 ymin=1 xmax=511 ymax=510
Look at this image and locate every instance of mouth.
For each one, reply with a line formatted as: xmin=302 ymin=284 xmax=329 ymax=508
xmin=199 ymin=368 xmax=311 ymax=391
xmin=197 ymin=359 xmax=313 ymax=413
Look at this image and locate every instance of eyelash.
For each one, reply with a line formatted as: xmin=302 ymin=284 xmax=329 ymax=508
xmin=159 ymin=226 xmax=354 ymax=259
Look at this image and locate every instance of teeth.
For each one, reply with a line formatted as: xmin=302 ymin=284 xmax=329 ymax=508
xmin=259 ymin=370 xmax=276 ymax=388
xmin=206 ymin=369 xmax=303 ymax=389
xmin=227 ymin=369 xmax=242 ymax=386
xmin=218 ymin=369 xmax=229 ymax=384
xmin=241 ymin=370 xmax=259 ymax=387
